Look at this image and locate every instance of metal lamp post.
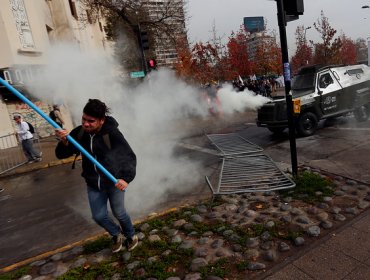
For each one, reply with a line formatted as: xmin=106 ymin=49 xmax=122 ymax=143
xmin=304 ymin=26 xmax=311 ymax=42
xmin=362 ymin=6 xmax=370 ymax=65
xmin=367 ymin=37 xmax=370 ymax=66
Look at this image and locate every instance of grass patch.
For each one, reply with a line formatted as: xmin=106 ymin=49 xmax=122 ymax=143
xmin=280 ymin=230 xmax=303 ymax=241
xmin=83 ymin=235 xmax=111 ymax=254
xmin=0 ymin=267 xmax=30 ymax=280
xmin=141 ymin=260 xmax=177 ymax=279
xmin=182 ymin=220 xmax=224 ymax=235
xmin=144 ymin=207 xmax=199 ymax=230
xmin=199 ymin=258 xmax=230 ymax=278
xmin=280 ymin=171 xmax=335 ymax=203
xmin=57 ymin=261 xmax=118 ymax=280
xmin=236 ymin=260 xmax=250 ymax=271
xmin=132 ymin=240 xmax=178 ymax=259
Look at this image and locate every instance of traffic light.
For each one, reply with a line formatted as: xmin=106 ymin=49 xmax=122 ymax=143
xmin=283 ymin=0 xmax=304 ymax=23
xmin=283 ymin=0 xmax=304 ymax=16
xmin=140 ymin=30 xmax=149 ymax=50
xmin=148 ymin=59 xmax=157 ymax=71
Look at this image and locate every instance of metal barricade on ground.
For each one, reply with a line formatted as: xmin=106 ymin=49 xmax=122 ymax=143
xmin=0 ymin=131 xmax=43 ymax=175
xmin=205 ymin=132 xmax=295 ymax=196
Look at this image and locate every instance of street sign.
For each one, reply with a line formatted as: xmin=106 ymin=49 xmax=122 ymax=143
xmin=130 ymin=71 xmax=145 ymax=78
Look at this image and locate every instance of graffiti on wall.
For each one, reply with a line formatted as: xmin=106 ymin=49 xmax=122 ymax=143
xmin=8 ymin=101 xmax=55 ymax=138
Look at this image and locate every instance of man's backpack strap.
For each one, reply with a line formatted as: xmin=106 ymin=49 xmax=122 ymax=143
xmin=102 ymin=134 xmax=111 ymax=150
xmin=72 ymin=127 xmax=84 ymax=169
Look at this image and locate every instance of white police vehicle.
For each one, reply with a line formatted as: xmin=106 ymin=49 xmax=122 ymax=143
xmin=257 ymin=64 xmax=370 ymax=136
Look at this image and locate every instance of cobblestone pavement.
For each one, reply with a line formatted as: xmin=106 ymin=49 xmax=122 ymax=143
xmin=1 ymin=110 xmax=370 ymax=279
xmin=2 ymin=166 xmax=369 ymax=279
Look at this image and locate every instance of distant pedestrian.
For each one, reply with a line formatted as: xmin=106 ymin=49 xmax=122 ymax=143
xmin=55 ymin=99 xmax=138 ymax=253
xmin=49 ymin=105 xmax=64 ymax=128
xmin=13 ymin=114 xmax=42 ymax=163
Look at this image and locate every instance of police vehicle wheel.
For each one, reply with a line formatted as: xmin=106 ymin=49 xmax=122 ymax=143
xmin=268 ymin=127 xmax=286 ymax=134
xmin=354 ymin=105 xmax=370 ymax=122
xmin=297 ymin=112 xmax=318 ymax=137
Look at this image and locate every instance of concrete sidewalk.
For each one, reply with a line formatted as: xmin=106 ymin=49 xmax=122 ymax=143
xmin=262 ymin=206 xmax=370 ymax=280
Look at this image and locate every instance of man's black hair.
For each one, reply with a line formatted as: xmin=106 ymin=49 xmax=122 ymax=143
xmin=83 ymin=99 xmax=110 ymax=119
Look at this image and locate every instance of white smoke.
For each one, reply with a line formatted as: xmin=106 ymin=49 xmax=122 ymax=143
xmin=217 ymin=84 xmax=271 ymax=114
xmin=26 ymin=43 xmax=269 ymax=215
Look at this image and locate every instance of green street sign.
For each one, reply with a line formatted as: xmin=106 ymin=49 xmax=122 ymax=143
xmin=130 ymin=71 xmax=146 ymax=78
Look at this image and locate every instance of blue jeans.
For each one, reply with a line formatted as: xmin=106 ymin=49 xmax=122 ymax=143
xmin=21 ymin=139 xmax=40 ymax=161
xmin=87 ymin=185 xmax=135 ymax=238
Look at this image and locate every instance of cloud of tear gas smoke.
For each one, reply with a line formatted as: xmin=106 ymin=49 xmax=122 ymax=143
xmin=26 ymin=44 xmax=209 ymax=215
xmin=26 ymin=43 xmax=270 ymax=215
xmin=217 ymin=84 xmax=271 ymax=114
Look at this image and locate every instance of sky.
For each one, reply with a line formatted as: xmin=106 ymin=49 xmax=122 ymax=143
xmin=187 ymin=0 xmax=370 ymax=53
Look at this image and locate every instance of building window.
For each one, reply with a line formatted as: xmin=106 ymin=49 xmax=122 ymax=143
xmin=86 ymin=10 xmax=93 ymax=24
xmin=46 ymin=24 xmax=54 ymax=43
xmin=68 ymin=0 xmax=78 ymax=20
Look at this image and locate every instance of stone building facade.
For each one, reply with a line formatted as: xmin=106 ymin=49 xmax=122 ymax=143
xmin=143 ymin=0 xmax=187 ymax=67
xmin=0 ymin=0 xmax=111 ymax=138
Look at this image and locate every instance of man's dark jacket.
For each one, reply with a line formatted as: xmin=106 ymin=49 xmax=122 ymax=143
xmin=55 ymin=116 xmax=136 ymax=190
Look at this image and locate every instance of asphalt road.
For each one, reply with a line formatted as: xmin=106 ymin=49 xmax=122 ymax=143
xmin=1 ymin=112 xmax=370 ymax=268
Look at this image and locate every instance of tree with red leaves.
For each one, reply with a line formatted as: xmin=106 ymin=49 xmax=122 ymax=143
xmin=339 ymin=35 xmax=357 ymax=65
xmin=174 ymin=39 xmax=222 ymax=84
xmin=191 ymin=42 xmax=219 ymax=83
xmin=291 ymin=25 xmax=313 ymax=73
xmin=253 ymin=32 xmax=282 ymax=76
xmin=226 ymin=26 xmax=254 ymax=79
xmin=174 ymin=37 xmax=196 ymax=82
xmin=312 ymin=10 xmax=342 ymax=65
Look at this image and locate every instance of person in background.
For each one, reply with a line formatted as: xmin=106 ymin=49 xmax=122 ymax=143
xmin=55 ymin=99 xmax=138 ymax=253
xmin=49 ymin=105 xmax=65 ymax=128
xmin=13 ymin=114 xmax=42 ymax=163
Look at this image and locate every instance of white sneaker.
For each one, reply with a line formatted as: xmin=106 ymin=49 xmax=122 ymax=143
xmin=125 ymin=234 xmax=139 ymax=251
xmin=112 ymin=233 xmax=124 ymax=253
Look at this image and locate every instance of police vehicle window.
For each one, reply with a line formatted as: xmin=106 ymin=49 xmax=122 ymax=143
xmin=291 ymin=73 xmax=315 ymax=90
xmin=346 ymin=69 xmax=363 ymax=76
xmin=319 ymin=73 xmax=333 ymax=89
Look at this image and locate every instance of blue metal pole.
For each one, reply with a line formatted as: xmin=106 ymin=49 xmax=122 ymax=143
xmin=0 ymin=77 xmax=118 ymax=184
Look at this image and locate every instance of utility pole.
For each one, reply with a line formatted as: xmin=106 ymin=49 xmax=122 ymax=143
xmin=275 ymin=0 xmax=304 ymax=176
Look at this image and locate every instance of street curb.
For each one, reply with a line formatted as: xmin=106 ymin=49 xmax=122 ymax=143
xmin=0 ymin=206 xmax=183 ymax=273
xmin=0 ymin=156 xmax=81 ymax=179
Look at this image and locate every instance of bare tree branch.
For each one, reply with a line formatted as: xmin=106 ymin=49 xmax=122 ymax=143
xmin=81 ymin=0 xmax=187 ymax=42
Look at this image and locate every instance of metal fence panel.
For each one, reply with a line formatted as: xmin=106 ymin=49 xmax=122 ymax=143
xmin=205 ymin=133 xmax=295 ymax=195
xmin=206 ymin=155 xmax=295 ymax=195
xmin=206 ymin=133 xmax=263 ymax=156
xmin=0 ymin=133 xmax=28 ymax=175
